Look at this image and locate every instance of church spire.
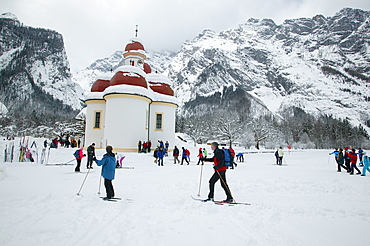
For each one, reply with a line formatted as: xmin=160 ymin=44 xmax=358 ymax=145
xmin=135 ymin=25 xmax=138 ymax=37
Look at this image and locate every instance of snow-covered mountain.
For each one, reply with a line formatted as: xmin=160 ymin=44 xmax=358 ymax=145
xmin=167 ymin=8 xmax=370 ymax=130
xmin=0 ymin=13 xmax=83 ymax=122
xmin=73 ymin=50 xmax=176 ymax=91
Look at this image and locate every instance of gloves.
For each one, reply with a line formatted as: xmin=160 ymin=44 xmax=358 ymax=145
xmin=213 ymin=165 xmax=219 ymax=170
xmin=93 ymin=157 xmax=97 ymax=161
xmin=83 ymin=154 xmax=86 ymax=157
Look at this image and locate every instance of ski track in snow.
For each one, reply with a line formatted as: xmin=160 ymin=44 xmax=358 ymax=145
xmin=0 ymin=141 xmax=369 ymax=246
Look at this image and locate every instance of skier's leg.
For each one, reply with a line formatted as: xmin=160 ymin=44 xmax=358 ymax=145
xmin=104 ymin=178 xmax=114 ymax=198
xmin=75 ymin=159 xmax=81 ymax=172
xmin=219 ymin=171 xmax=233 ymax=200
xmin=208 ymin=172 xmax=219 ymax=199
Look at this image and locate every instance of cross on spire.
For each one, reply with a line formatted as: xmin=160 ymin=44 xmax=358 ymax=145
xmin=135 ymin=25 xmax=138 ymax=37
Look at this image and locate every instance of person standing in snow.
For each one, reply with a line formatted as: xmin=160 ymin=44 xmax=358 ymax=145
xmin=138 ymin=140 xmax=142 ymax=153
xmin=329 ymin=149 xmax=339 ymax=159
xmin=277 ymin=147 xmax=284 ymax=165
xmin=229 ymin=147 xmax=236 ymax=169
xmin=181 ymin=147 xmax=189 ymax=165
xmin=197 ymin=148 xmax=204 ymax=165
xmin=153 ymin=148 xmax=159 ymax=163
xmin=203 ymin=148 xmax=208 ymax=158
xmin=348 ymin=149 xmax=361 ymax=175
xmin=236 ymin=152 xmax=244 ymax=162
xmin=74 ymin=146 xmax=86 ymax=172
xmin=147 ymin=141 xmax=152 ymax=153
xmin=344 ymin=147 xmax=351 ymax=173
xmin=157 ymin=147 xmax=166 ymax=166
xmin=361 ymin=155 xmax=370 ymax=176
xmin=43 ymin=140 xmax=48 ymax=148
xmin=336 ymin=148 xmax=347 ymax=172
xmin=202 ymin=142 xmax=233 ymax=202
xmin=86 ymin=143 xmax=96 ymax=169
xmin=358 ymin=148 xmax=364 ymax=166
xmin=173 ymin=146 xmax=180 ymax=164
xmin=95 ymin=146 xmax=116 ymax=200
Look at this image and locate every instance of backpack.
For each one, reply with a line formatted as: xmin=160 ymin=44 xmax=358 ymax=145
xmin=223 ymin=149 xmax=231 ymax=166
xmin=73 ymin=149 xmax=80 ymax=158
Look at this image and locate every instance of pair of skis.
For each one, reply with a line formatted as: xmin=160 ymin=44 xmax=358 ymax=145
xmin=191 ymin=196 xmax=250 ymax=206
xmin=100 ymin=197 xmax=133 ymax=202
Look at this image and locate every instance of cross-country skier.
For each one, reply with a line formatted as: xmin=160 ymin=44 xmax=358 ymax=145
xmin=336 ymin=148 xmax=348 ymax=172
xmin=236 ymin=152 xmax=244 ymax=162
xmin=202 ymin=142 xmax=233 ymax=202
xmin=358 ymin=148 xmax=364 ymax=166
xmin=74 ymin=146 xmax=86 ymax=172
xmin=277 ymin=147 xmax=284 ymax=165
xmin=181 ymin=147 xmax=189 ymax=165
xmin=348 ymin=149 xmax=361 ymax=175
xmin=87 ymin=143 xmax=96 ymax=169
xmin=197 ymin=148 xmax=204 ymax=165
xmin=95 ymin=146 xmax=116 ymax=200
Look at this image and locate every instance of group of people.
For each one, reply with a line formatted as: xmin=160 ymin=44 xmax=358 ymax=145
xmin=45 ymin=138 xmax=81 ymax=149
xmin=274 ymin=147 xmax=284 ymax=165
xmin=96 ymin=142 xmax=235 ymax=202
xmin=152 ymin=141 xmax=171 ymax=166
xmin=329 ymin=147 xmax=368 ymax=176
xmin=138 ymin=140 xmax=152 ymax=153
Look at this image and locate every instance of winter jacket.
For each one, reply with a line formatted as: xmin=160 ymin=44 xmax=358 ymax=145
xmin=348 ymin=152 xmax=358 ymax=164
xmin=157 ymin=149 xmax=166 ymax=159
xmin=165 ymin=143 xmax=169 ymax=149
xmin=198 ymin=149 xmax=204 ymax=158
xmin=153 ymin=150 xmax=158 ymax=158
xmin=173 ymin=148 xmax=180 ymax=156
xmin=229 ymin=148 xmax=235 ymax=158
xmin=358 ymin=149 xmax=364 ymax=158
xmin=337 ymin=152 xmax=344 ymax=165
xmin=96 ymin=152 xmax=116 ymax=180
xmin=204 ymin=148 xmax=227 ymax=172
xmin=87 ymin=145 xmax=95 ymax=156
xmin=203 ymin=149 xmax=208 ymax=157
xmin=329 ymin=151 xmax=339 ymax=158
xmin=75 ymin=149 xmax=84 ymax=160
xmin=278 ymin=149 xmax=284 ymax=157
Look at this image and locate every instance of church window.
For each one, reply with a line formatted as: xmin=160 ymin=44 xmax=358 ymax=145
xmin=94 ymin=111 xmax=101 ymax=129
xmin=156 ymin=113 xmax=163 ymax=131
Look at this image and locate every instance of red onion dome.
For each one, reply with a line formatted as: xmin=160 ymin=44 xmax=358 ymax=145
xmin=110 ymin=66 xmax=148 ymax=88
xmin=91 ymin=79 xmax=110 ymax=92
xmin=125 ymin=41 xmax=145 ymax=52
xmin=149 ymin=82 xmax=174 ymax=96
xmin=143 ymin=63 xmax=152 ymax=74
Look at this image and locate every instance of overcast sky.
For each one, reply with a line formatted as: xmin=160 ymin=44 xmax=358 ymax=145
xmin=1 ymin=0 xmax=369 ymax=72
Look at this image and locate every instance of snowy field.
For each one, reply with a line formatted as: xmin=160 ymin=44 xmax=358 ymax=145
xmin=0 ymin=141 xmax=370 ymax=246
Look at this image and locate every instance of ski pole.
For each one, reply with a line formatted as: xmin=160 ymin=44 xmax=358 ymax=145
xmin=197 ymin=163 xmax=204 ymax=197
xmin=77 ymin=168 xmax=91 ymax=196
xmin=98 ymin=175 xmax=102 ymax=194
xmin=216 ymin=171 xmax=235 ymax=202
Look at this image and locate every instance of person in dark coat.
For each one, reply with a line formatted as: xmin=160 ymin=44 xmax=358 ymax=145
xmin=138 ymin=141 xmax=142 ymax=153
xmin=181 ymin=147 xmax=189 ymax=165
xmin=86 ymin=143 xmax=96 ymax=169
xmin=336 ymin=148 xmax=347 ymax=172
xmin=95 ymin=146 xmax=116 ymax=199
xmin=202 ymin=142 xmax=233 ymax=202
xmin=173 ymin=146 xmax=180 ymax=164
xmin=348 ymin=149 xmax=361 ymax=175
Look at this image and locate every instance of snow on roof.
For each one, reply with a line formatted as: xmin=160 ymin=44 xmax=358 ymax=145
xmin=103 ymin=84 xmax=153 ymax=100
xmin=151 ymin=91 xmax=179 ymax=106
xmin=1 ymin=12 xmax=19 ymax=22
xmin=114 ymin=65 xmax=147 ymax=78
xmin=84 ymin=92 xmax=105 ymax=101
xmin=129 ymin=37 xmax=143 ymax=44
xmin=147 ymin=74 xmax=173 ymax=87
xmin=96 ymin=72 xmax=113 ymax=81
xmin=75 ymin=107 xmax=86 ymax=120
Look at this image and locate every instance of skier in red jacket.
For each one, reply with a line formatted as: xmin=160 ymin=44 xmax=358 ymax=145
xmin=348 ymin=149 xmax=361 ymax=175
xmin=203 ymin=142 xmax=233 ymax=202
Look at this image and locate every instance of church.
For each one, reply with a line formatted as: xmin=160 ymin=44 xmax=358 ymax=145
xmin=83 ymin=37 xmax=178 ymax=152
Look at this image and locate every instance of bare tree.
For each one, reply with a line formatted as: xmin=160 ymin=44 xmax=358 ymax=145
xmin=183 ymin=115 xmax=208 ymax=147
xmin=213 ymin=113 xmax=244 ymax=147
xmin=248 ymin=117 xmax=270 ymax=150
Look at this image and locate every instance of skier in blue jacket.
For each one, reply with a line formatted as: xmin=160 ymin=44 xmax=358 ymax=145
xmin=95 ymin=146 xmax=116 ymax=199
xmin=157 ymin=147 xmax=166 ymax=166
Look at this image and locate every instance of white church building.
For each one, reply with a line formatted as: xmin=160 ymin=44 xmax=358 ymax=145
xmin=83 ymin=38 xmax=178 ymax=152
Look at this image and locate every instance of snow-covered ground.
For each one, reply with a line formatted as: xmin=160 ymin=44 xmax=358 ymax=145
xmin=0 ymin=140 xmax=369 ymax=246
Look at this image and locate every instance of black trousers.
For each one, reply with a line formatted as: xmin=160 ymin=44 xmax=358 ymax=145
xmin=345 ymin=159 xmax=351 ymax=172
xmin=181 ymin=157 xmax=189 ymax=165
xmin=104 ymin=178 xmax=115 ymax=199
xmin=87 ymin=155 xmax=94 ymax=168
xmin=208 ymin=170 xmax=233 ymax=200
xmin=75 ymin=159 xmax=81 ymax=172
